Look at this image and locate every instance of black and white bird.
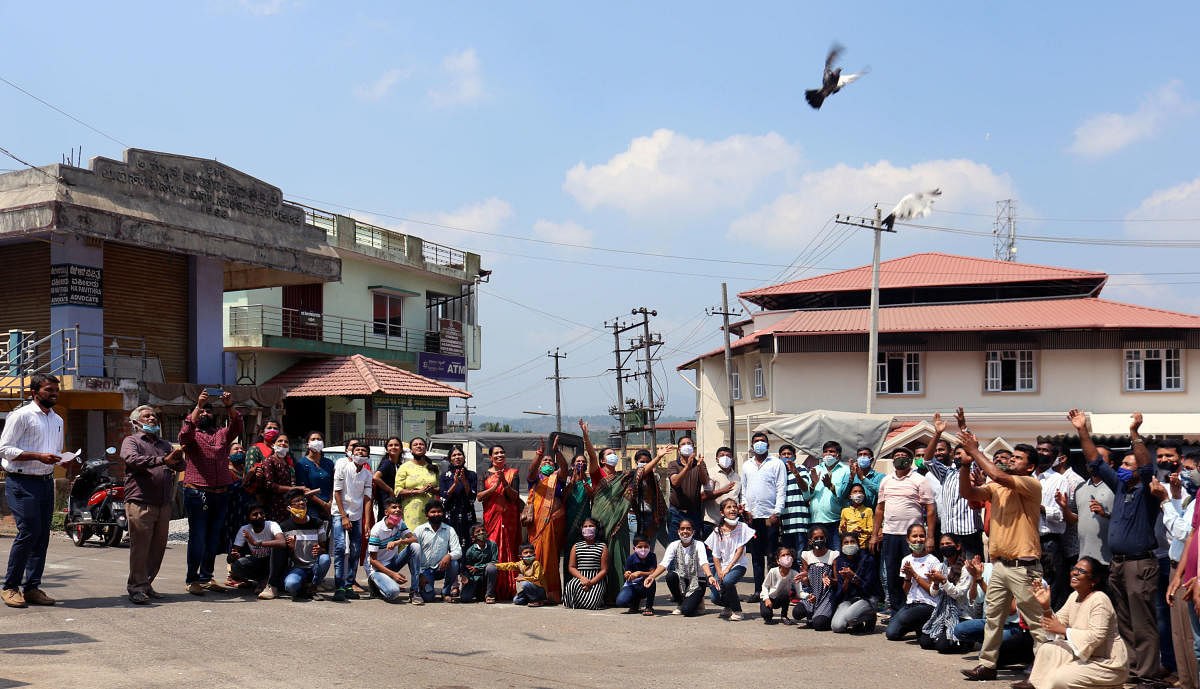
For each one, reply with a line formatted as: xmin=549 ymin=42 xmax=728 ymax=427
xmin=882 ymin=188 xmax=942 ymax=231
xmin=804 ymin=44 xmax=868 ymax=109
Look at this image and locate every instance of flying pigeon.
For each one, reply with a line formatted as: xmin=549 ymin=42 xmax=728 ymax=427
xmin=804 ymin=44 xmax=868 ymax=109
xmin=882 ymin=188 xmax=942 ymax=231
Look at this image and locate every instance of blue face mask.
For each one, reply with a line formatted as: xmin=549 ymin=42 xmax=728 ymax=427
xmin=141 ymin=423 xmax=161 ymax=435
xmin=229 ymin=452 xmax=246 ymax=464
xmin=1115 ymin=467 xmax=1134 ymax=482
xmin=1182 ymin=469 xmax=1200 ymax=495
xmin=822 ymin=454 xmax=838 ymax=467
xmin=752 ymin=441 xmax=769 ymax=455
xmin=857 ymin=456 xmax=872 ymax=470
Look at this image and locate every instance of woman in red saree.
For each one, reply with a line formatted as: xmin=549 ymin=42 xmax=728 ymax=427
xmin=479 ymin=444 xmax=521 ymax=600
xmin=526 ymin=437 xmax=569 ymax=604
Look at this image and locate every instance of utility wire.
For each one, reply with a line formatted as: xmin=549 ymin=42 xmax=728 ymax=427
xmin=0 ymin=75 xmax=129 ymax=148
xmin=0 ymin=145 xmax=60 ymax=184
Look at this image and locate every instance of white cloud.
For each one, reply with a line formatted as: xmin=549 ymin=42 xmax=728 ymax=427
xmin=432 ymin=197 xmax=512 ymax=232
xmin=1068 ymin=81 xmax=1194 ymax=158
xmin=353 ymin=68 xmax=412 ymax=101
xmin=1124 ymin=176 xmax=1200 ymax=240
xmin=562 ymin=129 xmax=800 ymax=217
xmin=729 ymin=159 xmax=1015 ymax=249
xmin=428 ymin=49 xmax=484 ymax=107
xmin=532 ymin=220 xmax=594 ymax=247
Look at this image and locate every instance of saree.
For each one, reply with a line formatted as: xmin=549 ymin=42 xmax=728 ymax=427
xmin=528 ymin=472 xmax=566 ymax=603
xmin=591 ymin=470 xmax=667 ymax=604
xmin=482 ymin=468 xmax=521 ymax=599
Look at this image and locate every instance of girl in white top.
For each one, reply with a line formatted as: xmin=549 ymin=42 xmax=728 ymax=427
xmin=643 ymin=520 xmax=716 ymax=617
xmin=705 ymin=498 xmax=755 ymax=621
xmin=759 ymin=546 xmax=800 ymax=625
xmin=885 ymin=523 xmax=941 ymax=641
xmin=919 ymin=533 xmax=975 ymax=653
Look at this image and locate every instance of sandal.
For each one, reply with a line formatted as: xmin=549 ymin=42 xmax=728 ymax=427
xmin=528 ymin=601 xmax=543 ymax=607
xmin=484 ymin=596 xmax=496 ymax=604
xmin=641 ymin=609 xmax=655 ymax=616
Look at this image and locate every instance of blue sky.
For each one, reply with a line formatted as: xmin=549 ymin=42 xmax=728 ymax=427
xmin=2 ymin=1 xmax=1198 ymax=422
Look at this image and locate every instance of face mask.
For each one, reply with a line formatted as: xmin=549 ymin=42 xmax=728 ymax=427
xmin=634 ymin=547 xmax=651 ymax=558
xmin=1184 ymin=469 xmax=1200 ymax=494
xmin=752 ymin=441 xmax=769 ymax=456
xmin=723 ymin=517 xmax=740 ymax=526
xmin=892 ymin=456 xmax=913 ymax=471
xmin=679 ymin=444 xmax=695 ymax=457
xmin=908 ymin=541 xmax=927 ymax=555
xmin=263 ymin=429 xmax=280 ymax=445
xmin=274 ymin=446 xmax=289 ymax=458
xmin=308 ymin=440 xmax=324 ymax=452
xmin=229 ymin=452 xmax=246 ymax=464
xmin=574 ymin=463 xmax=585 ymax=473
xmin=385 ymin=514 xmax=402 ymax=528
xmin=1161 ymin=462 xmax=1179 ymax=474
xmin=718 ymin=455 xmax=733 ymax=470
xmin=939 ymin=545 xmax=958 ymax=559
xmin=540 ymin=464 xmax=554 ymax=476
xmin=953 ymin=458 xmax=963 ymax=469
xmin=850 ymin=493 xmax=865 ymax=505
xmin=353 ymin=454 xmax=368 ymax=466
xmin=1115 ymin=467 xmax=1134 ymax=482
xmin=521 ymin=555 xmax=535 ymax=562
xmin=249 ymin=517 xmax=266 ymax=531
xmin=604 ymin=453 xmax=619 ymax=466
xmin=823 ymin=454 xmax=838 ymax=467
xmin=581 ymin=526 xmax=597 ymax=539
xmin=197 ymin=415 xmax=215 ymax=430
xmin=857 ymin=456 xmax=872 ymax=470
xmin=810 ymin=538 xmax=827 ymax=550
xmin=427 ymin=515 xmax=444 ymax=528
xmin=636 ymin=462 xmax=647 ymax=469
xmin=474 ymin=532 xmax=487 ymax=542
xmin=914 ymin=457 xmax=925 ymax=470
xmin=288 ymin=506 xmax=307 ymax=520
xmin=679 ymin=535 xmax=693 ymax=545
xmin=141 ymin=423 xmax=161 ymax=435
xmin=778 ymin=555 xmax=794 ymax=568
xmin=842 ymin=543 xmax=860 ymax=557
xmin=999 ymin=461 xmax=1021 ymax=475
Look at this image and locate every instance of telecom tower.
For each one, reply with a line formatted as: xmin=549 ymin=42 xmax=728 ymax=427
xmin=993 ymin=199 xmax=1017 ymax=261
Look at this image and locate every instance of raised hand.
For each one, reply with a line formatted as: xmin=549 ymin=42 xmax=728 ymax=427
xmin=1067 ymin=408 xmax=1088 ymax=431
xmin=932 ymin=412 xmax=947 ymax=436
xmin=1149 ymin=477 xmax=1169 ymax=503
xmin=1130 ymin=412 xmax=1143 ymax=433
xmin=1054 ymin=490 xmax=1069 ymax=510
xmin=578 ymin=419 xmax=589 ymax=435
xmin=221 ymin=391 xmax=233 ymax=407
xmin=956 ymin=430 xmax=979 ymax=454
xmin=1030 ymin=578 xmax=1050 ymax=609
xmin=196 ymin=390 xmax=209 ymax=408
xmin=955 ymin=407 xmax=967 ymax=431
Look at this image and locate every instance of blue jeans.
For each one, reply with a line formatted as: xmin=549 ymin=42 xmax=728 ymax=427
xmin=709 ymin=564 xmax=746 ymax=612
xmin=182 ymin=486 xmax=229 ymax=584
xmin=4 ymin=474 xmax=54 ymax=591
xmin=367 ymin=544 xmax=418 ymax=601
xmin=514 ymin=580 xmax=546 ymax=605
xmin=283 ymin=554 xmax=331 ymax=595
xmin=418 ymin=559 xmax=461 ymax=602
xmin=954 ymin=618 xmax=1033 ymax=665
xmin=881 ymin=533 xmax=908 ymax=614
xmin=331 ymin=517 xmax=363 ymax=590
xmin=885 ymin=602 xmax=934 ymax=641
xmin=615 ymin=577 xmax=656 ymax=610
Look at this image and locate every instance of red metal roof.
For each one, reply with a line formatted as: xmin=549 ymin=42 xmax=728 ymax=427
xmin=739 ymin=252 xmax=1106 ymax=299
xmin=678 ymin=333 xmax=761 ymax=370
xmin=771 ymin=298 xmax=1200 ymax=335
xmin=656 ymin=420 xmax=697 ymax=431
xmin=265 ymin=354 xmax=471 ymax=398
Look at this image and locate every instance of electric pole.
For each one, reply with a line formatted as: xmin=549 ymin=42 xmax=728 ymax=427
xmin=993 ymin=199 xmax=1017 ymax=261
xmin=609 ymin=310 xmax=661 ymax=454
xmin=633 ymin=307 xmax=662 ymax=454
xmin=547 ymin=348 xmax=565 ymax=433
xmin=608 ymin=320 xmax=627 ymax=446
xmin=835 ymin=208 xmax=895 ymax=414
xmin=459 ymin=401 xmax=476 ymax=430
xmin=706 ymin=283 xmax=740 ymax=451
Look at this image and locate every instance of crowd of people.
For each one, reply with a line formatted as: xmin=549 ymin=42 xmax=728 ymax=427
xmin=2 ymin=374 xmax=1199 ymax=689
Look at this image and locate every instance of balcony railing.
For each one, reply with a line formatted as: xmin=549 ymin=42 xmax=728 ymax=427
xmin=227 ymin=304 xmax=441 ymax=354
xmin=422 ymin=240 xmax=465 ymax=269
xmin=286 ymin=202 xmax=337 ymax=239
xmin=285 ymin=200 xmax=468 ymax=271
xmin=1 ymin=327 xmax=149 ymax=384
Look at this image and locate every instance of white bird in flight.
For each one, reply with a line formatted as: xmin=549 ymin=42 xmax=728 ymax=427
xmin=882 ymin=188 xmax=942 ymax=231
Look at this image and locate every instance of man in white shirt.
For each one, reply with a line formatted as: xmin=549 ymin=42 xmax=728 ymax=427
xmin=740 ymin=431 xmax=786 ymax=601
xmin=1035 ymin=442 xmax=1070 ymax=609
xmin=1 ymin=375 xmax=65 ymax=608
xmin=413 ymin=501 xmax=462 ymax=603
xmin=330 ymin=444 xmax=374 ymax=602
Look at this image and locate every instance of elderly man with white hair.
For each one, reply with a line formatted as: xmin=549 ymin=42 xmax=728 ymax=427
xmin=121 ymin=404 xmax=184 ymax=604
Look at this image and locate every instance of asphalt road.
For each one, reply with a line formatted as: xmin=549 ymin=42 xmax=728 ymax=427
xmin=0 ymin=536 xmax=1023 ymax=689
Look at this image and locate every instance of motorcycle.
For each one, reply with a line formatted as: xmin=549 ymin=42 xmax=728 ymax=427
xmin=64 ymin=447 xmax=127 ymax=547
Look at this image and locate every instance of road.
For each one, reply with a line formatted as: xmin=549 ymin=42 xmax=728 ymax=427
xmin=0 ymin=536 xmax=1021 ymax=689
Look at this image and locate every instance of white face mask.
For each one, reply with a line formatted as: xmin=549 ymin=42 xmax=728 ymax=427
xmin=353 ymin=454 xmax=368 ymax=466
xmin=778 ymin=555 xmax=794 ymax=568
xmin=273 ymin=445 xmax=289 ymax=458
xmin=604 ymin=453 xmax=619 ymax=466
xmin=717 ymin=455 xmax=733 ymax=470
xmin=308 ymin=440 xmax=324 ymax=452
xmin=636 ymin=462 xmax=647 ymax=469
xmin=723 ymin=517 xmax=740 ymax=526
xmin=679 ymin=444 xmax=694 ymax=457
xmin=679 ymin=535 xmax=693 ymax=545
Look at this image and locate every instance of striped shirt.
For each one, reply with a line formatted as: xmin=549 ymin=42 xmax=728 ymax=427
xmin=781 ymin=469 xmax=811 ymax=535
xmin=926 ymin=459 xmax=982 ymax=537
xmin=0 ymin=401 xmax=62 ymax=477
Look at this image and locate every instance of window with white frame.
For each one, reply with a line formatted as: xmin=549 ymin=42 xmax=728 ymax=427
xmin=753 ymin=362 xmax=765 ymax=398
xmin=985 ymin=350 xmax=1036 ymax=392
xmin=1124 ymin=348 xmax=1183 ymax=391
xmin=877 ymin=352 xmax=922 ymax=394
xmin=730 ymin=368 xmax=742 ymax=401
xmin=372 ymin=292 xmax=404 ymax=336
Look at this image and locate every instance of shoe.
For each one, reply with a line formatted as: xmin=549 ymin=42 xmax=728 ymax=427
xmin=186 ymin=582 xmax=205 ymax=596
xmin=294 ymin=584 xmax=314 ymax=601
xmin=129 ymin=592 xmax=150 ymax=605
xmin=199 ymin=580 xmax=227 ymax=593
xmin=718 ymin=608 xmax=731 ymax=619
xmin=258 ymin=586 xmax=277 ymax=600
xmin=23 ymin=588 xmax=55 ymax=606
xmin=146 ymin=587 xmax=165 ymax=599
xmin=2 ymin=589 xmax=26 ymax=608
xmin=781 ymin=617 xmax=797 ymax=626
xmin=1010 ymin=681 xmax=1034 ymax=689
xmin=763 ymin=618 xmax=777 ymax=625
xmin=225 ymin=577 xmax=242 ymax=589
xmin=743 ymin=593 xmax=760 ymax=603
xmin=729 ymin=612 xmax=743 ymax=621
xmin=344 ymin=589 xmax=361 ymax=600
xmin=961 ymin=665 xmax=997 ymax=682
xmin=671 ymin=608 xmax=682 ymax=616
xmin=411 ymin=594 xmax=424 ymax=606
xmin=332 ymin=588 xmax=346 ymax=602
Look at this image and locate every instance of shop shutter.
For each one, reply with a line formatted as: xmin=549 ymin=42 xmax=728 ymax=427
xmin=0 ymin=242 xmax=50 ymax=339
xmin=103 ymin=243 xmax=189 ymax=382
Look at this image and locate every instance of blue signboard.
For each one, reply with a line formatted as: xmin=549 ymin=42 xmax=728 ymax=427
xmin=417 ymin=352 xmax=467 ymax=382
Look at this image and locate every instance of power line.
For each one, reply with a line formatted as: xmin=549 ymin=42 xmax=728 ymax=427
xmin=939 ymin=208 xmax=1200 ymax=223
xmin=0 ymin=75 xmax=129 ymax=148
xmin=0 ymin=145 xmax=61 ymax=184
xmin=479 ymin=288 xmax=606 ymax=333
xmin=898 ymin=220 xmax=1200 ymax=248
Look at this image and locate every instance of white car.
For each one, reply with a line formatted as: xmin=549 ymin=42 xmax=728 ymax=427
xmin=320 ymin=445 xmax=390 ymax=472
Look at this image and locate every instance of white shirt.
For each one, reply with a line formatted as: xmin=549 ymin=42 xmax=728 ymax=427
xmin=330 ymin=458 xmax=373 ymax=520
xmin=760 ymin=566 xmax=801 ymax=599
xmin=1037 ymin=469 xmax=1068 ymax=535
xmin=660 ymin=539 xmax=711 ymax=569
xmin=1162 ymin=498 xmax=1194 ymax=562
xmin=233 ymin=521 xmax=282 ymax=558
xmin=900 ymin=552 xmax=941 ymax=606
xmin=366 ymin=520 xmax=414 ymax=572
xmin=801 ymin=549 xmax=840 ymax=567
xmin=704 ymin=521 xmax=754 ymax=570
xmin=0 ymin=401 xmax=63 ymax=476
xmin=740 ymin=455 xmax=786 ymax=519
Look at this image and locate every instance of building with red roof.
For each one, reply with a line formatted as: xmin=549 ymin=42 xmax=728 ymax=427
xmin=680 ymin=252 xmax=1200 ymax=457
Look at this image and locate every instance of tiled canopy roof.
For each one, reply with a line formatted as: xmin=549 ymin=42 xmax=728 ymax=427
xmin=265 ymin=354 xmax=471 ymax=398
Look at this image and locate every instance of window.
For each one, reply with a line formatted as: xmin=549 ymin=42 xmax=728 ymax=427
xmin=329 ymin=411 xmax=356 ymax=446
xmin=730 ymin=368 xmax=742 ymax=401
xmin=985 ymin=350 xmax=1036 ymax=392
xmin=876 ymin=352 xmax=922 ymax=394
xmin=752 ymin=362 xmax=765 ymax=398
xmin=1125 ymin=348 xmax=1183 ymax=391
xmin=373 ymin=292 xmax=404 ymax=336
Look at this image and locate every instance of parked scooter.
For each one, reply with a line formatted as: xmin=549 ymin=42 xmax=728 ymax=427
xmin=64 ymin=447 xmax=127 ymax=547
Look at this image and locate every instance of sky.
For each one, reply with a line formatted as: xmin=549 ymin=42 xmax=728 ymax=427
xmin=2 ymin=1 xmax=1199 ymax=424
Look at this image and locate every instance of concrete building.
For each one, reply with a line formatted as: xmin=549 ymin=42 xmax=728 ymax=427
xmin=680 ymin=252 xmax=1200 ymax=457
xmin=0 ymin=148 xmax=339 ymax=457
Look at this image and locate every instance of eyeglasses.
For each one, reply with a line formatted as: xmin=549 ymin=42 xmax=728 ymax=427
xmin=1069 ymin=567 xmax=1091 ymax=576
